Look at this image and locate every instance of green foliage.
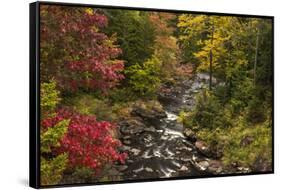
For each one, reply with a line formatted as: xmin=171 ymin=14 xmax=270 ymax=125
xmin=64 ymin=94 xmax=118 ymax=122
xmin=62 ymin=167 xmax=96 ymax=184
xmin=196 ymin=117 xmax=272 ymax=169
xmin=149 ymin=13 xmax=179 ymax=79
xmin=134 ymin=99 xmax=164 ymax=113
xmin=230 ymin=77 xmax=254 ymax=109
xmin=222 ymin=119 xmax=272 ymax=168
xmin=40 ymin=81 xmax=68 ymax=153
xmin=125 ymin=56 xmax=162 ymax=96
xmin=40 ymin=80 xmax=69 ymax=185
xmin=246 ymin=98 xmax=266 ymax=123
xmin=177 ymin=14 xmax=207 ymax=64
xmin=190 ymin=90 xmax=233 ymax=129
xmin=41 ymin=80 xmax=61 ymax=118
xmin=41 ymin=154 xmax=68 ymax=186
xmin=63 ymin=93 xmax=136 ymax=123
xmin=105 ymin=10 xmax=156 ymax=66
xmin=108 ymin=87 xmax=137 ymax=102
xmin=177 ymin=16 xmax=272 ymax=92
xmin=178 ymin=111 xmax=192 ymax=128
xmin=177 ymin=110 xmax=187 ymax=124
xmin=41 ymin=119 xmax=69 ymax=153
xmin=180 ymin=88 xmax=272 ymax=170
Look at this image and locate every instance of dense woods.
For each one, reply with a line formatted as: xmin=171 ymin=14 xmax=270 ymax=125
xmin=39 ymin=5 xmax=273 ymax=185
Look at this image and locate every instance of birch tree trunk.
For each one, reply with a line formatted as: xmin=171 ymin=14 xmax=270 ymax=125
xmin=209 ymin=22 xmax=215 ymax=90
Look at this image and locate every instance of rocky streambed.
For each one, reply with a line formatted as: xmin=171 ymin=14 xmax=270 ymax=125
xmin=114 ymin=73 xmax=228 ymax=180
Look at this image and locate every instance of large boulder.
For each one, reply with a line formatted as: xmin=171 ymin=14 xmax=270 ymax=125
xmin=207 ymin=160 xmax=223 ymax=174
xmin=132 ymin=101 xmax=167 ymax=123
xmin=192 ymin=157 xmax=223 ymax=174
xmin=195 ymin=140 xmax=212 ymax=157
xmin=252 ymin=157 xmax=272 ymax=172
xmin=240 ymin=135 xmax=254 ymax=147
xmin=115 ymin=165 xmax=128 ymax=172
xmin=158 ymin=91 xmax=176 ymax=104
xmin=183 ymin=128 xmax=197 ymax=142
xmin=119 ymin=118 xmax=146 ymax=135
xmin=195 ymin=140 xmax=223 ymax=159
xmin=195 ymin=160 xmax=210 ymax=171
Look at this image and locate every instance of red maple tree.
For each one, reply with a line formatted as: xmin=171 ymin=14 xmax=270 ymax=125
xmin=40 ymin=5 xmax=124 ymax=92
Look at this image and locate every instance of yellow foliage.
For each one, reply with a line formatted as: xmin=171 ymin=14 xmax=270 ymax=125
xmin=85 ymin=8 xmax=93 ymax=15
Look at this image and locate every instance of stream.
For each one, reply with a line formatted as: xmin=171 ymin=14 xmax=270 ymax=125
xmin=116 ymin=73 xmax=221 ymax=180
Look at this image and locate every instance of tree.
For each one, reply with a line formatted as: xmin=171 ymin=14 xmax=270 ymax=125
xmin=125 ymin=56 xmax=161 ymax=96
xmin=40 ymin=5 xmax=124 ymax=92
xmin=105 ymin=10 xmax=156 ymax=67
xmin=149 ymin=13 xmax=179 ymax=79
xmin=178 ymin=15 xmax=232 ymax=90
xmin=254 ymin=25 xmax=260 ymax=86
xmin=177 ymin=14 xmax=207 ymax=64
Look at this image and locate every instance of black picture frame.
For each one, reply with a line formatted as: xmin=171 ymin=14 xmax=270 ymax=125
xmin=30 ymin=1 xmax=274 ymax=188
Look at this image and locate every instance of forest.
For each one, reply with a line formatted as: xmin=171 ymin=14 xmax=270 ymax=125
xmin=39 ymin=5 xmax=273 ymax=185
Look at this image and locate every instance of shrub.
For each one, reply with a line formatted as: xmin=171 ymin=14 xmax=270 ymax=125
xmin=183 ymin=90 xmax=232 ymax=129
xmin=64 ymin=94 xmax=117 ymax=122
xmin=125 ymin=56 xmax=161 ymax=96
xmin=62 ymin=166 xmax=96 ymax=184
xmin=40 ymin=81 xmax=69 ymax=185
xmin=41 ymin=119 xmax=69 ymax=153
xmin=177 ymin=110 xmax=194 ymax=128
xmin=55 ymin=109 xmax=127 ymax=175
xmin=246 ymin=98 xmax=266 ymax=123
xmin=41 ymin=154 xmax=68 ymax=186
xmin=42 ymin=108 xmax=127 ymax=181
xmin=221 ymin=118 xmax=272 ymax=169
xmin=40 ymin=80 xmax=61 ymax=118
xmin=108 ymin=87 xmax=137 ymax=103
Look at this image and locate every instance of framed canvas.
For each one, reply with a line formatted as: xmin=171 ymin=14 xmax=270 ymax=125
xmin=30 ymin=1 xmax=274 ymax=188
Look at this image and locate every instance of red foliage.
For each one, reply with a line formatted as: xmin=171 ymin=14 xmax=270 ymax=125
xmin=41 ymin=114 xmax=64 ymax=129
xmin=67 ymin=58 xmax=124 ymax=91
xmin=41 ymin=109 xmax=127 ymax=173
xmin=40 ymin=5 xmax=124 ymax=92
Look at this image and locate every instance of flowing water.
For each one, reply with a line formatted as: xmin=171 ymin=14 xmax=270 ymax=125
xmin=120 ymin=73 xmax=214 ymax=180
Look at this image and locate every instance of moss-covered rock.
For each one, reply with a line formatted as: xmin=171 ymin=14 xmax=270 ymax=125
xmin=131 ymin=100 xmax=167 ymax=123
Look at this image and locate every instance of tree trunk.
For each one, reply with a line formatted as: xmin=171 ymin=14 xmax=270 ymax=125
xmin=209 ymin=22 xmax=215 ymax=90
xmin=209 ymin=50 xmax=213 ymax=90
xmin=254 ymin=28 xmax=260 ymax=86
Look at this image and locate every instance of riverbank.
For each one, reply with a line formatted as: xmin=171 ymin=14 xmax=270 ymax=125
xmin=106 ymin=72 xmax=229 ymax=181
